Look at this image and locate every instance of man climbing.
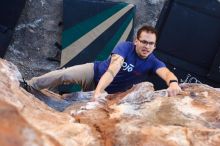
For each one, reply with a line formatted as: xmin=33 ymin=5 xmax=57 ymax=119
xmin=22 ymin=25 xmax=182 ymax=100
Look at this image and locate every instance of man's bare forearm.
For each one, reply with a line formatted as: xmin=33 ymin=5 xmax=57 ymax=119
xmin=94 ymin=69 xmax=115 ymax=94
xmin=165 ymin=71 xmax=178 ymax=86
xmin=156 ymin=67 xmax=178 ymax=86
xmin=94 ymin=54 xmax=124 ymax=98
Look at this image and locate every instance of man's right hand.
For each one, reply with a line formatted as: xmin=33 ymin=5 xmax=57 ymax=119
xmin=92 ymin=54 xmax=124 ymax=101
xmin=91 ymin=91 xmax=108 ymax=102
xmin=77 ymin=92 xmax=108 ymax=111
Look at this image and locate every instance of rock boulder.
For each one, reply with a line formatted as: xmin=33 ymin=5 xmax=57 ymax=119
xmin=0 ymin=59 xmax=220 ymax=146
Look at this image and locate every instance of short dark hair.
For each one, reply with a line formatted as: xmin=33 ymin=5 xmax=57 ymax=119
xmin=136 ymin=25 xmax=157 ymax=39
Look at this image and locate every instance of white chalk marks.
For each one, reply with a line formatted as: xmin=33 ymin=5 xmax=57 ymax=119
xmin=180 ymin=74 xmax=202 ymax=84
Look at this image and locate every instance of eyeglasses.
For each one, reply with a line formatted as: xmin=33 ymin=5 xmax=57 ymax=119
xmin=138 ymin=39 xmax=155 ymax=46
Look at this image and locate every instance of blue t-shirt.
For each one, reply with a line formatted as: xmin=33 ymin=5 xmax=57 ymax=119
xmin=93 ymin=41 xmax=166 ymax=93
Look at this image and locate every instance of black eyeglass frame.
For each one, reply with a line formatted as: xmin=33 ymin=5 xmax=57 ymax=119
xmin=138 ymin=38 xmax=155 ymax=46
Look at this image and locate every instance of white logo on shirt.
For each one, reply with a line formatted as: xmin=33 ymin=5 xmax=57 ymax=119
xmin=122 ymin=62 xmax=134 ymax=72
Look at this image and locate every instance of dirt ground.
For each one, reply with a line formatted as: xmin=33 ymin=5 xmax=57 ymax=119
xmin=4 ymin=0 xmax=166 ymax=80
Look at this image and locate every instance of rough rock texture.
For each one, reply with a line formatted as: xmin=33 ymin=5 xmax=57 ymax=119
xmin=4 ymin=0 xmax=63 ymax=80
xmin=4 ymin=0 xmax=166 ymax=80
xmin=111 ymin=0 xmax=166 ymax=28
xmin=1 ymin=59 xmax=220 ymax=146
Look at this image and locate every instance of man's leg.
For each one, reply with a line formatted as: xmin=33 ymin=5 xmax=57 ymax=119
xmin=28 ymin=63 xmax=95 ymax=91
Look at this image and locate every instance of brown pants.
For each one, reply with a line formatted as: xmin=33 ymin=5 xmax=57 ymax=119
xmin=28 ymin=63 xmax=96 ymax=91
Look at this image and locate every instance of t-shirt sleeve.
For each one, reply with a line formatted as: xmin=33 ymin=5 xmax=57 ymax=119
xmin=151 ymin=56 xmax=166 ymax=73
xmin=111 ymin=41 xmax=130 ymax=59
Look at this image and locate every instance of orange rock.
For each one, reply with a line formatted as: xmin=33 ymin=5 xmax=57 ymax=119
xmin=1 ymin=58 xmax=220 ymax=146
xmin=0 ymin=100 xmax=60 ymax=146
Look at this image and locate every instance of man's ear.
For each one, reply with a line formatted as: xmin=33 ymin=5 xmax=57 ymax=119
xmin=134 ymin=38 xmax=138 ymax=45
xmin=153 ymin=43 xmax=156 ymax=49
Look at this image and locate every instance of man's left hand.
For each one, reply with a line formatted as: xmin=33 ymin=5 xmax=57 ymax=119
xmin=167 ymin=82 xmax=182 ymax=96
